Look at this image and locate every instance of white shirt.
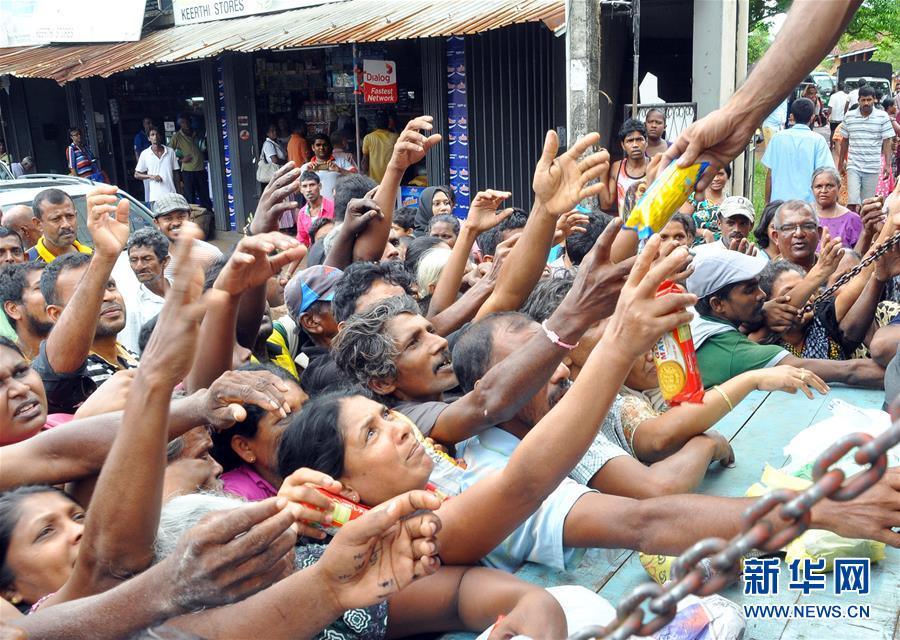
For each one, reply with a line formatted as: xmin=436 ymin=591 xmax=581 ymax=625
xmin=120 ymin=280 xmax=169 ymax=354
xmin=828 ymin=91 xmax=849 ymax=122
xmin=165 ymin=238 xmax=223 ymax=281
xmin=135 ymin=146 xmax=179 ymax=202
xmin=261 ymin=138 xmax=285 ymax=164
xmin=848 ymin=89 xmax=859 ymax=108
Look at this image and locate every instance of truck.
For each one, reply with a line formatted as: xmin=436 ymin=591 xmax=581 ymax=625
xmin=837 ymin=61 xmax=893 ymax=99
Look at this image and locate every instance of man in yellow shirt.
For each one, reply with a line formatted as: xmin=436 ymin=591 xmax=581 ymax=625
xmin=362 ymin=113 xmax=399 ymax=183
xmin=25 ymin=189 xmax=93 ymax=263
xmin=170 ymin=114 xmax=213 ymax=212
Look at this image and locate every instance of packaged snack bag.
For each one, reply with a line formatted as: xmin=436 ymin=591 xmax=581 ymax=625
xmin=653 ymin=281 xmax=705 ymax=405
xmin=625 ymin=161 xmax=709 ymax=239
xmin=303 ymin=488 xmax=370 ymax=537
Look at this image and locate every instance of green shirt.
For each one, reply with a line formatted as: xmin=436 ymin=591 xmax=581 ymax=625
xmin=0 ymin=313 xmax=16 ymax=341
xmin=695 ymin=316 xmax=789 ymax=387
xmin=170 ymin=130 xmax=205 ymax=172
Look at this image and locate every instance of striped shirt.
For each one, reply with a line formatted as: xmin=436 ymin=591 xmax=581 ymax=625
xmin=66 ymin=143 xmax=96 ymax=177
xmin=843 ymin=109 xmax=893 ymax=173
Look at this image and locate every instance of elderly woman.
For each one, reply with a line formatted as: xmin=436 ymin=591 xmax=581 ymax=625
xmin=811 ymin=166 xmax=866 ymax=251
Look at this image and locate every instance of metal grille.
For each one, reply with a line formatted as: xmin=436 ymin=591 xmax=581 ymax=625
xmin=622 ymin=102 xmax=697 ymax=141
xmin=466 ymin=22 xmax=560 ymax=212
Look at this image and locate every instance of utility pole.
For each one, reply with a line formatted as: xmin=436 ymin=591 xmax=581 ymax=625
xmin=566 ymin=0 xmax=601 ymax=148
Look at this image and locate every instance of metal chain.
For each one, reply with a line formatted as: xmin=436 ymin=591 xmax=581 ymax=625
xmin=799 ymin=229 xmax=900 ymax=317
xmin=568 ymin=422 xmax=900 ymax=640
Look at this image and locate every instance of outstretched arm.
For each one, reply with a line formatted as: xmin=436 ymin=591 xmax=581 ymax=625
xmin=51 ymin=223 xmax=210 ymax=605
xmin=45 ymin=186 xmax=129 ymax=373
xmin=475 ymin=131 xmax=610 ymax=320
xmin=664 ymin=0 xmax=863 ymax=189
xmin=428 ymin=222 xmax=635 ymax=446
xmin=435 ymin=237 xmax=696 ymax=565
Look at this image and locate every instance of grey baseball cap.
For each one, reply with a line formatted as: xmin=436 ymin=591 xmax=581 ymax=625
xmin=152 ymin=193 xmax=191 ymax=218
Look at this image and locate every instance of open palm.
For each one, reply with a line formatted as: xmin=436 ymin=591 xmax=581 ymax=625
xmin=532 ymin=130 xmax=609 ymax=216
xmin=390 ymin=116 xmax=443 ymax=170
xmin=214 ymin=233 xmax=307 ymax=297
xmin=86 ymin=186 xmax=130 ymax=257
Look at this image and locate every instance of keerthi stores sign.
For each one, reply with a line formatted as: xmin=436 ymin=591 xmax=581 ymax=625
xmin=361 ymin=60 xmax=398 ymax=104
xmin=173 ymin=0 xmax=322 ymax=26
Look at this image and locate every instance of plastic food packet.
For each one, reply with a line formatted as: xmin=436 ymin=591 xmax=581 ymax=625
xmin=653 ymin=281 xmax=705 ymax=405
xmin=625 ymin=160 xmax=709 ymax=239
xmin=302 ymin=488 xmax=370 ymax=537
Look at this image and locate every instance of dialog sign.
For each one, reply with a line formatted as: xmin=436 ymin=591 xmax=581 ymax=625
xmin=362 ymin=60 xmax=398 ymax=104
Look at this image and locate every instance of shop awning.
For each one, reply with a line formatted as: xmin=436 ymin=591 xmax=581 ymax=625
xmin=0 ymin=0 xmax=565 ymax=84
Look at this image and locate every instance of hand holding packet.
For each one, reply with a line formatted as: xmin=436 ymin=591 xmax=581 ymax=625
xmin=624 ymin=160 xmax=709 ymax=239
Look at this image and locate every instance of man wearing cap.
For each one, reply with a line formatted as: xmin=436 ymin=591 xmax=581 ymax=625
xmin=278 ymin=265 xmax=342 ymax=370
xmin=687 ymin=249 xmax=884 ymax=389
xmin=762 ymin=97 xmax=834 ymax=203
xmin=151 ymin=193 xmax=222 ymax=280
xmin=691 ymin=196 xmax=758 ymax=256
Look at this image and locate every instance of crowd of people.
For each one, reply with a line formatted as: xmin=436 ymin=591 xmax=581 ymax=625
xmin=0 ymin=1 xmax=899 ymax=638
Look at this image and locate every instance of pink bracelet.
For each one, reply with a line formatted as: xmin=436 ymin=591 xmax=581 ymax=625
xmin=541 ymin=320 xmax=579 ymax=350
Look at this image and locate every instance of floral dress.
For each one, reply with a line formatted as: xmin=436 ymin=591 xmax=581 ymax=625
xmin=688 ymin=192 xmax=723 ymax=243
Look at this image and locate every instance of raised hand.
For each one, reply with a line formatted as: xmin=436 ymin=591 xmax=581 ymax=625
xmin=388 ymin=116 xmax=443 ymax=172
xmin=249 ymin=162 xmax=302 ymax=235
xmin=202 ymin=369 xmax=293 ymax=427
xmin=662 ymin=107 xmax=755 ymax=191
xmin=464 ymin=190 xmax=514 ymax=234
xmin=604 ymin=235 xmax=696 ymax=358
xmin=342 ymin=198 xmax=383 ymax=236
xmin=810 ymin=227 xmax=843 ymax=281
xmin=315 ymin=490 xmax=443 ymax=610
xmin=726 ymin=237 xmax=759 ymax=256
xmin=163 ymin=498 xmax=297 ymax=611
xmin=532 ymin=130 xmax=610 ymax=215
xmin=276 ymin=468 xmax=346 ymax=539
xmin=214 ymin=233 xmax=307 ymax=297
xmin=561 ymin=218 xmax=636 ymax=322
xmin=553 ymin=209 xmax=590 ymax=244
xmin=859 ymin=196 xmax=886 ymax=236
xmin=140 ymin=222 xmax=209 ymax=386
xmin=85 ymin=185 xmax=130 ymax=258
xmin=875 ymin=243 xmax=900 ymax=283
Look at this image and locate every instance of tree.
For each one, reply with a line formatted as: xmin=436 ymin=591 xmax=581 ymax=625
xmin=748 ymin=22 xmax=772 ymax=65
xmin=844 ymin=0 xmax=900 ymax=41
xmin=749 ymin=0 xmax=790 ymax=30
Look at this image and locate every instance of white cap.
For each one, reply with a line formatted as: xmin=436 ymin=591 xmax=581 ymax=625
xmin=686 ymin=249 xmax=768 ymax=299
xmin=719 ymin=196 xmax=755 ymax=223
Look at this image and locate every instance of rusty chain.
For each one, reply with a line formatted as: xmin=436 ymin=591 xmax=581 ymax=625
xmin=798 ymin=229 xmax=900 ymax=317
xmin=568 ymin=422 xmax=900 ymax=640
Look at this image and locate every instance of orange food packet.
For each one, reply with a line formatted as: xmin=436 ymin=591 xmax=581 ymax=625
xmin=653 ymin=280 xmax=705 ymax=405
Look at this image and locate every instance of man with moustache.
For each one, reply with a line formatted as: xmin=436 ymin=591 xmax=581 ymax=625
xmin=120 ymin=228 xmax=171 ymax=354
xmin=152 ymin=193 xmax=222 ymax=280
xmin=691 ymin=196 xmax=759 ymax=256
xmin=770 ymin=199 xmax=823 ymax=271
xmin=26 ymin=189 xmax=93 ymax=263
xmin=30 ymin=186 xmax=138 ymax=414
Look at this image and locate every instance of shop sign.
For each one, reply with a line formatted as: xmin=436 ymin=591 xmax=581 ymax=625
xmin=0 ymin=0 xmax=144 ymax=46
xmin=173 ymin=0 xmax=323 ymax=26
xmin=362 ymin=60 xmax=398 ymax=104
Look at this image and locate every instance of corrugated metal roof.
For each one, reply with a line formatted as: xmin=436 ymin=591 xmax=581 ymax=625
xmin=0 ymin=0 xmax=564 ymax=84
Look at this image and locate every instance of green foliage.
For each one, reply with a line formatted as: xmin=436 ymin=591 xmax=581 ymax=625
xmin=749 ymin=0 xmax=791 ymax=29
xmin=871 ymin=37 xmax=900 ymax=69
xmin=845 ymin=0 xmax=900 ymax=41
xmin=748 ymin=23 xmax=772 ymax=64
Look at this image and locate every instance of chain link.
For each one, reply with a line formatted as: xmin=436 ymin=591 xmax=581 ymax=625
xmin=799 ymin=230 xmax=900 ymax=317
xmin=568 ymin=423 xmax=900 ymax=640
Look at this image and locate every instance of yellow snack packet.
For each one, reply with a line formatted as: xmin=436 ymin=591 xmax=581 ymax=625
xmin=624 ymin=161 xmax=709 ymax=239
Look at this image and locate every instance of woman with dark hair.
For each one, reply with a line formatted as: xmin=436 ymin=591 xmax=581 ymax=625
xmin=212 ymin=363 xmax=307 ymax=502
xmin=0 ymin=337 xmax=48 ymax=446
xmin=413 ymin=186 xmax=454 ymax=237
xmin=680 ymin=165 xmax=731 ymax=243
xmin=754 ymin=199 xmax=784 ymax=261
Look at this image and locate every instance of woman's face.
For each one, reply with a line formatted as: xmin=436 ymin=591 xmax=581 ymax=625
xmin=235 ymin=383 xmax=307 ymax=477
xmin=710 ymin=168 xmax=728 ymax=193
xmin=267 ymin=126 xmax=278 ymax=140
xmin=0 ymin=346 xmax=48 ymax=445
xmin=3 ymin=492 xmax=84 ymax=605
xmin=431 ymin=191 xmax=453 ymax=216
xmin=812 ymin=172 xmax=839 ymax=208
xmin=337 ymin=396 xmax=433 ymax=506
xmin=624 ymin=351 xmax=658 ymax=391
xmin=429 ymin=221 xmax=457 ymax=247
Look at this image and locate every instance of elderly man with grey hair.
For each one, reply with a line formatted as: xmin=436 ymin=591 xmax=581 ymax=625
xmin=10 ymin=156 xmax=35 ymax=178
xmin=120 ymin=227 xmax=172 ymax=354
xmin=770 ymin=199 xmax=822 ymax=271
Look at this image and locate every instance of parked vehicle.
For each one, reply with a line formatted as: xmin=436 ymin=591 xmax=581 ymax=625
xmin=0 ymin=174 xmax=155 ymax=247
